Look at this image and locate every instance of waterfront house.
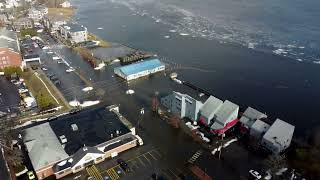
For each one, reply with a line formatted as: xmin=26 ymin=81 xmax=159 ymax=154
xmin=13 ymin=17 xmax=34 ymax=30
xmin=250 ymin=119 xmax=270 ymax=140
xmin=60 ymin=1 xmax=71 ymax=8
xmin=239 ymin=107 xmax=267 ymax=129
xmin=210 ymin=100 xmax=239 ymax=135
xmin=114 ymin=59 xmax=165 ymax=81
xmin=22 ymin=106 xmax=140 ymax=179
xmin=261 ymin=119 xmax=295 ymax=154
xmin=59 ymin=22 xmax=88 ymax=44
xmin=161 ymin=91 xmax=203 ymax=121
xmin=198 ymin=96 xmax=223 ymax=125
xmin=0 ymin=28 xmax=22 ymax=69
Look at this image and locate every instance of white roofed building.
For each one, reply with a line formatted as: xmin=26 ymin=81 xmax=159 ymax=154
xmin=261 ymin=119 xmax=295 ymax=154
xmin=210 ymin=100 xmax=239 ymax=135
xmin=240 ymin=107 xmax=267 ymax=129
xmin=198 ymin=96 xmax=223 ymax=125
xmin=250 ymin=119 xmax=270 ymax=139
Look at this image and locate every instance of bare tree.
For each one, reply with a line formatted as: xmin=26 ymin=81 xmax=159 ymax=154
xmin=264 ymin=154 xmax=287 ymax=179
xmin=168 ymin=114 xmax=180 ymax=128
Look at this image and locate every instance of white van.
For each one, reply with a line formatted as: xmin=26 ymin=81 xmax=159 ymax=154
xmin=135 ymin=135 xmax=143 ymax=146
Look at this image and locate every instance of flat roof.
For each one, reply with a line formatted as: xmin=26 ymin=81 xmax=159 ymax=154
xmin=263 ymin=119 xmax=295 ymax=144
xmin=49 ymin=106 xmax=131 ymax=155
xmin=115 ymin=59 xmax=164 ymax=76
xmin=63 ymin=22 xmax=86 ymax=32
xmin=251 ymin=119 xmax=270 ymax=134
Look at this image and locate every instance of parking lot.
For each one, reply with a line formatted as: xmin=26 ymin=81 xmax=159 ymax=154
xmin=86 ymin=149 xmax=192 ymax=180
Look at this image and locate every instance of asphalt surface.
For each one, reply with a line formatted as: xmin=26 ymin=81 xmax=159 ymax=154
xmin=0 ymin=76 xmax=20 ymax=113
xmin=14 ymin=33 xmax=269 ymax=180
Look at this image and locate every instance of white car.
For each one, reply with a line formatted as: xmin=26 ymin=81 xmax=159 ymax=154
xmin=249 ymin=170 xmax=262 ymax=179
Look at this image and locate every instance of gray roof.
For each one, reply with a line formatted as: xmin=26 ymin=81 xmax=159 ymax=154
xmin=240 ymin=107 xmax=267 ymax=128
xmin=214 ymin=100 xmax=239 ymax=124
xmin=251 ymin=119 xmax=270 ymax=134
xmin=23 ymin=123 xmax=69 ymax=171
xmin=0 ymin=28 xmax=19 ymax=52
xmin=62 ymin=22 xmax=86 ymax=32
xmin=200 ymin=96 xmax=223 ymax=118
xmin=263 ymin=119 xmax=295 ymax=145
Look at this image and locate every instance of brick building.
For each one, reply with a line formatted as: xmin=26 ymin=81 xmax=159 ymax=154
xmin=0 ymin=28 xmax=22 ymax=69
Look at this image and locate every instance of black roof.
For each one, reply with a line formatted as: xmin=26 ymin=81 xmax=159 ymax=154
xmin=49 ymin=106 xmax=131 ymax=155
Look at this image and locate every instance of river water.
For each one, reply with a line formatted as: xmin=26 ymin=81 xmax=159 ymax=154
xmin=69 ymin=0 xmax=320 ymax=137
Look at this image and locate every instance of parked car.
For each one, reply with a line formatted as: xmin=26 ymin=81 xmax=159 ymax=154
xmin=249 ymin=170 xmax=262 ymax=179
xmin=117 ymin=159 xmax=130 ymax=172
xmin=27 ymin=171 xmax=35 ymax=180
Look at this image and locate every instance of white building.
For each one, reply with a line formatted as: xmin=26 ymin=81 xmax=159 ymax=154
xmin=60 ymin=1 xmax=71 ymax=8
xmin=114 ymin=59 xmax=165 ymax=81
xmin=261 ymin=119 xmax=295 ymax=154
xmin=22 ymin=54 xmax=41 ymax=69
xmin=250 ymin=119 xmax=270 ymax=139
xmin=210 ymin=100 xmax=239 ymax=135
xmin=240 ymin=107 xmax=267 ymax=129
xmin=161 ymin=91 xmax=203 ymax=121
xmin=59 ymin=22 xmax=88 ymax=44
xmin=198 ymin=96 xmax=223 ymax=125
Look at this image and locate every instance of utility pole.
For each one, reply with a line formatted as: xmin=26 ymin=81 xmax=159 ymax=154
xmin=218 ymin=133 xmax=225 ymax=160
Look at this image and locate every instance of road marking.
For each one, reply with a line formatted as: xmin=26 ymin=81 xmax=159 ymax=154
xmin=107 ymin=168 xmax=120 ymax=180
xmin=153 ymin=149 xmax=162 ymax=158
xmin=137 ymin=157 xmax=147 ymax=167
xmin=143 ymin=154 xmax=152 ymax=164
xmin=86 ymin=166 xmax=103 ymax=180
xmin=148 ymin=152 xmax=157 ymax=160
xmin=168 ymin=169 xmax=179 ymax=178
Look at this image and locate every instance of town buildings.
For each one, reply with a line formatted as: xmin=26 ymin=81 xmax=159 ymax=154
xmin=22 ymin=54 xmax=41 ymax=68
xmin=261 ymin=119 xmax=295 ymax=154
xmin=22 ymin=106 xmax=141 ymax=179
xmin=43 ymin=15 xmax=66 ymax=32
xmin=161 ymin=91 xmax=203 ymax=121
xmin=239 ymin=107 xmax=267 ymax=130
xmin=13 ymin=17 xmax=34 ymax=30
xmin=59 ymin=22 xmax=88 ymax=44
xmin=0 ymin=28 xmax=22 ymax=69
xmin=28 ymin=5 xmax=48 ymax=22
xmin=114 ymin=59 xmax=165 ymax=81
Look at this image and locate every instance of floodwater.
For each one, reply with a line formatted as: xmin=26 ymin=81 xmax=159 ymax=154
xmin=69 ymin=0 xmax=320 ymax=137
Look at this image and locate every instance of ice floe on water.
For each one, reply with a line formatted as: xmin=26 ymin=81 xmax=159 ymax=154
xmin=110 ymin=0 xmax=320 ymax=64
xmin=179 ymin=33 xmax=189 ymax=36
xmin=164 ymin=35 xmax=170 ymax=39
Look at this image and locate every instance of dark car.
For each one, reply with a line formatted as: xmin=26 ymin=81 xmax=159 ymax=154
xmin=117 ymin=159 xmax=130 ymax=172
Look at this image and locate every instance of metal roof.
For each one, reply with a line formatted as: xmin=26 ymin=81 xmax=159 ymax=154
xmin=251 ymin=119 xmax=270 ymax=134
xmin=214 ymin=100 xmax=239 ymax=124
xmin=22 ymin=123 xmax=69 ymax=171
xmin=115 ymin=59 xmax=164 ymax=76
xmin=199 ymin=96 xmax=223 ymax=118
xmin=263 ymin=119 xmax=295 ymax=145
xmin=240 ymin=107 xmax=267 ymax=128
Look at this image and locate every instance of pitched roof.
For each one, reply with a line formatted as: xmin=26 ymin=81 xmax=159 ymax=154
xmin=240 ymin=107 xmax=267 ymax=128
xmin=263 ymin=119 xmax=295 ymax=145
xmin=199 ymin=96 xmax=223 ymax=118
xmin=214 ymin=100 xmax=239 ymax=124
xmin=23 ymin=123 xmax=69 ymax=171
xmin=115 ymin=59 xmax=164 ymax=76
xmin=70 ymin=146 xmax=104 ymax=167
xmin=62 ymin=22 xmax=86 ymax=32
xmin=251 ymin=119 xmax=270 ymax=134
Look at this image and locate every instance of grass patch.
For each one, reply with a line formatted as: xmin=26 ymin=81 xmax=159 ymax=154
xmin=48 ymin=8 xmax=75 ymax=20
xmin=22 ymin=72 xmax=58 ymax=110
xmin=88 ymin=32 xmax=110 ymax=48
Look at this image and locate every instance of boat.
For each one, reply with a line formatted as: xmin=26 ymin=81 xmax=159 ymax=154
xmin=126 ymin=89 xmax=135 ymax=95
xmin=66 ymin=68 xmax=75 ymax=72
xmin=169 ymin=72 xmax=178 ymax=79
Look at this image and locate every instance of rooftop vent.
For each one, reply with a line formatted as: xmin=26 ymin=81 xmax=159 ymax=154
xmin=71 ymin=124 xmax=78 ymax=131
xmin=59 ymin=135 xmax=67 ymax=144
xmin=83 ymin=146 xmax=88 ymax=151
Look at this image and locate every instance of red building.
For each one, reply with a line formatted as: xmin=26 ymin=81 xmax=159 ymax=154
xmin=0 ymin=48 xmax=22 ymax=69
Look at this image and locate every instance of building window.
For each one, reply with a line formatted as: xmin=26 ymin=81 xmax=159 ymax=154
xmin=96 ymin=157 xmax=103 ymax=161
xmin=74 ymin=165 xmax=82 ymax=170
xmin=58 ymin=171 xmax=65 ymax=175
